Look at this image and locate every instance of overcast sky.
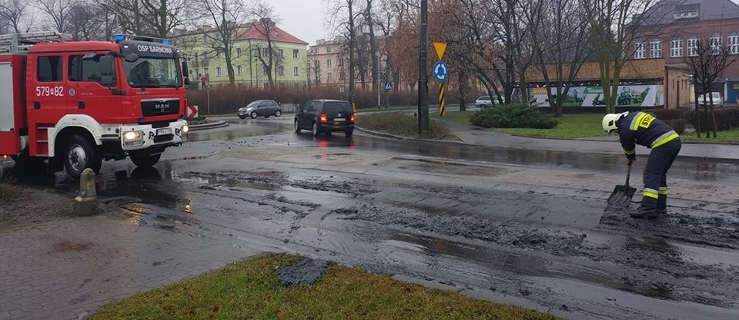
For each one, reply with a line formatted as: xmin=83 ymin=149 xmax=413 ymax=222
xmin=267 ymin=0 xmax=332 ymax=45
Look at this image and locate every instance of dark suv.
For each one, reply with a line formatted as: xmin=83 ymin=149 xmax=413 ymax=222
xmin=294 ymin=99 xmax=355 ymax=137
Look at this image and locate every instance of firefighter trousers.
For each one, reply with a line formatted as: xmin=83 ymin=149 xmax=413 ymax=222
xmin=642 ymin=139 xmax=681 ymax=208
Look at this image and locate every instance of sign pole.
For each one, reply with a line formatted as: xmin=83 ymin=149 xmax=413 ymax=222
xmin=418 ymin=0 xmax=429 ymax=134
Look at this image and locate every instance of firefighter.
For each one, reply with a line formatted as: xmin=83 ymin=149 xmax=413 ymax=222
xmin=602 ymin=111 xmax=682 ymax=219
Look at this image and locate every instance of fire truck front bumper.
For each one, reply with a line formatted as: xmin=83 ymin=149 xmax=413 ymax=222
xmin=119 ymin=120 xmax=189 ymax=151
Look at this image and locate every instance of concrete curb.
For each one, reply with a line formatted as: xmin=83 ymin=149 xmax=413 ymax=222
xmin=188 ymin=120 xmax=229 ymax=131
xmin=356 ymin=125 xmax=739 ymax=163
xmin=355 ymin=126 xmax=467 ymax=146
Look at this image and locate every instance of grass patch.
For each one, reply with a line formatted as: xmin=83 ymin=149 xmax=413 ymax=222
xmin=358 ymin=111 xmax=454 ymax=139
xmin=679 ymin=129 xmax=739 ymax=144
xmin=493 ymin=113 xmax=604 ymax=139
xmin=90 ymin=254 xmax=556 ymax=320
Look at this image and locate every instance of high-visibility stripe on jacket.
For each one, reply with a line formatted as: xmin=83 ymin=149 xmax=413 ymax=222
xmin=617 ymin=111 xmax=679 ymax=154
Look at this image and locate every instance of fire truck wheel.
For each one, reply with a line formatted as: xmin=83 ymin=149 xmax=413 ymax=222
xmin=63 ymin=135 xmax=101 ymax=178
xmin=130 ymin=153 xmax=161 ymax=167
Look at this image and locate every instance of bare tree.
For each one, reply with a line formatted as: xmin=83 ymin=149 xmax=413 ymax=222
xmin=584 ymin=0 xmax=656 ymax=113
xmin=0 ymin=0 xmax=28 ymax=33
xmin=140 ymin=0 xmax=188 ymax=38
xmin=66 ymin=2 xmax=106 ymax=40
xmin=201 ymin=0 xmax=251 ymax=86
xmin=453 ymin=0 xmax=505 ymax=104
xmin=103 ymin=0 xmax=146 ymax=35
xmin=36 ymin=0 xmax=74 ymax=33
xmin=102 ymin=0 xmax=189 ymax=38
xmin=329 ymin=0 xmax=359 ymax=103
xmin=529 ymin=0 xmax=592 ymax=116
xmin=362 ymin=0 xmax=380 ymax=96
xmin=251 ymin=5 xmax=280 ymax=90
xmin=685 ymin=40 xmax=736 ymax=138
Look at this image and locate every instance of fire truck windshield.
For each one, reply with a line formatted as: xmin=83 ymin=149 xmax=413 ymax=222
xmin=124 ymin=57 xmax=182 ymax=88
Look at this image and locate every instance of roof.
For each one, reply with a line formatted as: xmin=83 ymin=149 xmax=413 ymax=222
xmin=237 ymin=21 xmax=307 ymax=45
xmin=641 ymin=0 xmax=739 ymax=26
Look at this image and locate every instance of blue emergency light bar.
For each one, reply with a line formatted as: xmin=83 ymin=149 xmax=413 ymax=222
xmin=113 ymin=34 xmax=172 ymax=45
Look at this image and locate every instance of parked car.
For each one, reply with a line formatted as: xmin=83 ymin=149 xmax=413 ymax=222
xmin=475 ymin=96 xmax=493 ymax=108
xmin=294 ymin=99 xmax=355 ymax=137
xmin=698 ymin=92 xmax=723 ymax=106
xmin=238 ymin=100 xmax=282 ymax=119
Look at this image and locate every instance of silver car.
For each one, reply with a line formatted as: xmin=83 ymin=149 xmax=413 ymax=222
xmin=475 ymin=96 xmax=494 ymax=109
xmin=238 ymin=100 xmax=282 ymax=119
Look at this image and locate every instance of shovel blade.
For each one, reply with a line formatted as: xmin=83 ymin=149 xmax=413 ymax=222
xmin=607 ymin=185 xmax=637 ymax=209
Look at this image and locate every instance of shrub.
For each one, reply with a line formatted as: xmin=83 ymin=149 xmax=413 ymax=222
xmin=470 ymin=104 xmax=558 ymax=129
xmin=688 ymin=107 xmax=739 ymax=131
xmin=664 ymin=119 xmax=687 ymax=134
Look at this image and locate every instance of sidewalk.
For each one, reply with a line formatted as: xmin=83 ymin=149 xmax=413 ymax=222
xmin=445 ymin=121 xmax=739 ymax=162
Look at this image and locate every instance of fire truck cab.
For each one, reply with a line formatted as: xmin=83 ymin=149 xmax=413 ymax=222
xmin=0 ymin=32 xmax=190 ymax=178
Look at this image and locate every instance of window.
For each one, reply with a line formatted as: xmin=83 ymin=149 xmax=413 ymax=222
xmin=710 ymin=34 xmax=721 ymax=55
xmin=263 ymin=65 xmax=268 ymax=75
xmin=278 ymin=49 xmax=284 ymax=58
xmin=729 ymin=34 xmax=739 ymax=54
xmin=687 ymin=37 xmax=698 ymax=56
xmin=37 ymin=56 xmax=62 ymax=82
xmin=202 ymin=34 xmax=207 ymax=44
xmin=327 ymin=72 xmax=332 ymax=82
xmin=216 ymin=67 xmax=222 ymax=77
xmin=339 ymin=71 xmax=345 ymax=80
xmin=69 ymin=54 xmax=117 ymax=86
xmin=293 ymin=49 xmax=299 ymax=59
xmin=671 ymin=38 xmax=683 ymax=57
xmin=262 ymin=48 xmax=270 ymax=57
xmin=236 ymin=48 xmax=241 ymax=58
xmin=293 ymin=66 xmax=299 ymax=76
xmin=634 ymin=42 xmax=645 ymax=59
xmin=314 ymin=60 xmax=320 ymax=68
xmin=237 ymin=65 xmax=242 ymax=75
xmin=278 ymin=66 xmax=284 ymax=76
xmin=650 ymin=40 xmax=662 ymax=58
xmin=216 ymin=50 xmax=220 ymax=58
xmin=327 ymin=59 xmax=332 ymax=68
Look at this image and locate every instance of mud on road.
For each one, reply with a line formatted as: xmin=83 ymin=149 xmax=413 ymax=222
xmin=1 ymin=128 xmax=738 ymax=320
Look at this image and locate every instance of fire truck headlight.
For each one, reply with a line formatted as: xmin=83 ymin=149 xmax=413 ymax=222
xmin=122 ymin=130 xmax=144 ymax=145
xmin=181 ymin=125 xmax=190 ymax=134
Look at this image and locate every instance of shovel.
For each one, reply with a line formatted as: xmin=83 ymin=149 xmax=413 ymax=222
xmin=607 ymin=163 xmax=637 ymax=209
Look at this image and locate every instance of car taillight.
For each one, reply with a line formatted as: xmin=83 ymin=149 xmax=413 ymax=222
xmin=319 ymin=113 xmax=328 ymax=123
xmin=350 ymin=114 xmax=355 ymax=123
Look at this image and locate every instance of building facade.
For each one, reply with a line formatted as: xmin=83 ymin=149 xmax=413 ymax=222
xmin=635 ymin=0 xmax=739 ymax=106
xmin=527 ymin=0 xmax=739 ymax=109
xmin=307 ymin=38 xmax=349 ymax=93
xmin=172 ymin=20 xmax=308 ymax=88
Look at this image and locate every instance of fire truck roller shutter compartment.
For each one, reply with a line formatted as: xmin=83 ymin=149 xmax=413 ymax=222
xmin=0 ymin=62 xmax=14 ymax=132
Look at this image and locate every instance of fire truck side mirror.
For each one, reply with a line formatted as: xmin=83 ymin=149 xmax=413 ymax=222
xmin=182 ymin=60 xmax=190 ymax=86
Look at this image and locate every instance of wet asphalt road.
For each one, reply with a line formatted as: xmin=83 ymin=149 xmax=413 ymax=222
xmin=3 ymin=116 xmax=739 ymax=319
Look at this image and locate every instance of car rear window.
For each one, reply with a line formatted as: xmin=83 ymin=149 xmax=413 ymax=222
xmin=324 ymin=101 xmax=352 ymax=113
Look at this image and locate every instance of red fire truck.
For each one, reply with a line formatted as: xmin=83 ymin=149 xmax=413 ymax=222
xmin=0 ymin=32 xmax=190 ymax=178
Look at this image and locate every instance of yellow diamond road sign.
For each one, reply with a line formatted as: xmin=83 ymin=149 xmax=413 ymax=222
xmin=433 ymin=42 xmax=447 ymax=60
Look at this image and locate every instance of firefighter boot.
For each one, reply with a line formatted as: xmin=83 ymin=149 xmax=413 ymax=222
xmin=657 ymin=194 xmax=667 ymax=215
xmin=630 ymin=196 xmax=659 ymax=219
